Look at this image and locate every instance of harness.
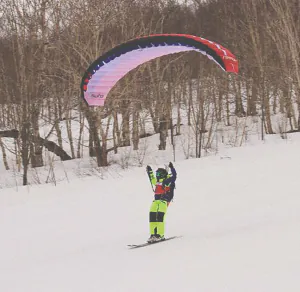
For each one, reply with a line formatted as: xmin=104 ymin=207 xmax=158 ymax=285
xmin=154 ymin=181 xmax=170 ymax=195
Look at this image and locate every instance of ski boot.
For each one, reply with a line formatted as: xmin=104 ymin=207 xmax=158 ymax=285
xmin=147 ymin=234 xmax=165 ymax=243
xmin=147 ymin=235 xmax=156 ymax=243
xmin=158 ymin=235 xmax=165 ymax=241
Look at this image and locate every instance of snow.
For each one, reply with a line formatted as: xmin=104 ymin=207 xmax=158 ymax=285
xmin=0 ymin=134 xmax=300 ymax=292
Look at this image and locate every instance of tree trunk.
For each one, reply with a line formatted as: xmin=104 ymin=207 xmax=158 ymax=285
xmin=0 ymin=136 xmax=9 ymax=170
xmin=234 ymin=77 xmax=246 ymax=117
xmin=132 ymin=110 xmax=139 ymax=150
xmin=248 ymin=73 xmax=258 ymax=116
xmin=30 ymin=105 xmax=44 ymax=168
xmin=158 ymin=114 xmax=168 ymax=150
xmin=54 ymin=102 xmax=63 ymax=149
xmin=121 ymin=106 xmax=131 ymax=147
xmin=113 ymin=111 xmax=120 ymax=154
xmin=77 ymin=108 xmax=84 ymax=158
xmin=21 ymin=121 xmax=30 ymax=186
xmin=91 ymin=117 xmax=102 ymax=167
xmin=66 ymin=117 xmax=75 ymax=159
xmin=99 ymin=118 xmax=109 ymax=167
xmin=188 ymin=80 xmax=192 ymax=126
xmin=217 ymin=78 xmax=223 ymax=122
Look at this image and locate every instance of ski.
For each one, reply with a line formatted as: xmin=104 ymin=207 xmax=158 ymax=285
xmin=127 ymin=236 xmax=182 ymax=249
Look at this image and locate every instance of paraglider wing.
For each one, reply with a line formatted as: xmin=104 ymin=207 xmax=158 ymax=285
xmin=81 ymin=34 xmax=238 ymax=106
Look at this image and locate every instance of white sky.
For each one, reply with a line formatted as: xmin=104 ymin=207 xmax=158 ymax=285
xmin=0 ymin=132 xmax=300 ymax=292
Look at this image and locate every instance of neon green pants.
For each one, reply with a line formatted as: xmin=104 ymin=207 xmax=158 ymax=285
xmin=149 ymin=200 xmax=168 ymax=236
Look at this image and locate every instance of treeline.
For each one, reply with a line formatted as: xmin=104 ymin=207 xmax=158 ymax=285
xmin=0 ymin=0 xmax=299 ymax=185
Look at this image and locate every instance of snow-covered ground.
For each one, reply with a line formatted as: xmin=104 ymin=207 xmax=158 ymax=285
xmin=0 ymin=133 xmax=299 ymax=292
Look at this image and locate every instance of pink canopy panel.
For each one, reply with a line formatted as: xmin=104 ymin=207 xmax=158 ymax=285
xmin=81 ymin=34 xmax=238 ymax=106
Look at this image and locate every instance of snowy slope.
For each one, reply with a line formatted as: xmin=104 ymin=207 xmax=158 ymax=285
xmin=0 ymin=135 xmax=300 ymax=292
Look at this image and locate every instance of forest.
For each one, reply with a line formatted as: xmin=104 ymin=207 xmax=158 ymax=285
xmin=0 ymin=0 xmax=299 ymax=185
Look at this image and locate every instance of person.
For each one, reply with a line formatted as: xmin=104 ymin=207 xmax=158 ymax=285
xmin=146 ymin=162 xmax=177 ymax=243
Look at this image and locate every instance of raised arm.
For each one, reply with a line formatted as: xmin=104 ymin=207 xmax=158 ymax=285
xmin=146 ymin=165 xmax=157 ymax=186
xmin=163 ymin=162 xmax=177 ymax=185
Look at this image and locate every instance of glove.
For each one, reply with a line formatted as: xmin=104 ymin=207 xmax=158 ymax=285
xmin=168 ymin=162 xmax=174 ymax=169
xmin=146 ymin=165 xmax=152 ymax=172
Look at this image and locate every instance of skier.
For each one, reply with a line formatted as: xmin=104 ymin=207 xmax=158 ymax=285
xmin=146 ymin=162 xmax=177 ymax=243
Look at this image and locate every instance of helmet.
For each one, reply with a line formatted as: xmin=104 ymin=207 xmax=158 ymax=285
xmin=156 ymin=168 xmax=168 ymax=180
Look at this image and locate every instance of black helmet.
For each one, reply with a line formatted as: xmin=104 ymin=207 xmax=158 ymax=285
xmin=156 ymin=168 xmax=168 ymax=180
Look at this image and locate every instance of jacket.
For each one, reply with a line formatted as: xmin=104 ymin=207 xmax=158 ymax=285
xmin=147 ymin=166 xmax=177 ymax=202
